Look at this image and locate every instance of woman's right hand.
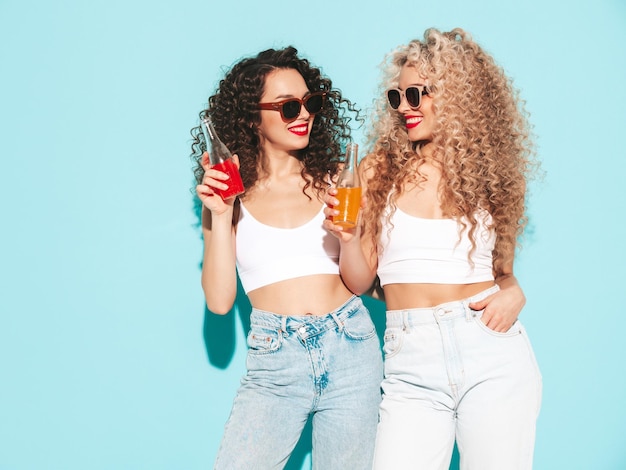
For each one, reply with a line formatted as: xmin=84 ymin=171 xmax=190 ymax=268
xmin=196 ymin=152 xmax=238 ymax=215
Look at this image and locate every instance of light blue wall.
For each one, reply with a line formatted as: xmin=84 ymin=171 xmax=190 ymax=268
xmin=1 ymin=0 xmax=625 ymax=468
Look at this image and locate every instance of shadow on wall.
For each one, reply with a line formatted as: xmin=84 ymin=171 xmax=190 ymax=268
xmin=193 ymin=192 xmax=245 ymax=368
xmin=202 ymin=278 xmax=251 ymax=369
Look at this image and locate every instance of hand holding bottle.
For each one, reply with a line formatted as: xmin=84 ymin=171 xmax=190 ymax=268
xmin=199 ymin=116 xmax=245 ymax=201
xmin=196 ymin=151 xmax=240 ymax=215
xmin=331 ymin=143 xmax=361 ymax=228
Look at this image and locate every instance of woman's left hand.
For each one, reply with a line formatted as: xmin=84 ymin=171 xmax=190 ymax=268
xmin=469 ymin=281 xmax=526 ymax=333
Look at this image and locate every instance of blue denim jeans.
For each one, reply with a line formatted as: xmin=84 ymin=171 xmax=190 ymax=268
xmin=373 ymin=286 xmax=542 ymax=470
xmin=214 ymin=296 xmax=383 ymax=470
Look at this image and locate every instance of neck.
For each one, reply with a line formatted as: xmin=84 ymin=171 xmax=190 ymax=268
xmin=260 ymin=150 xmax=304 ymax=179
xmin=420 ymin=142 xmax=435 ymax=160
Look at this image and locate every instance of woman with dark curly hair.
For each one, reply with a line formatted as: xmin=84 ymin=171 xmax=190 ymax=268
xmin=190 ymin=46 xmax=383 ymax=470
xmin=324 ymin=29 xmax=542 ymax=469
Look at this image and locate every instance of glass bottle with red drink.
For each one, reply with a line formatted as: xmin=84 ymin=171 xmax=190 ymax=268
xmin=200 ymin=116 xmax=245 ymax=200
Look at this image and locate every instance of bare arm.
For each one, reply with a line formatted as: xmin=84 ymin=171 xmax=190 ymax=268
xmin=338 ymin=222 xmax=378 ymax=295
xmin=323 ymin=160 xmax=378 ymax=295
xmin=196 ymin=153 xmax=239 ymax=314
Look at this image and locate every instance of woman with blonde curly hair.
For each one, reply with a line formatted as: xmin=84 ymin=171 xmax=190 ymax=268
xmin=192 ymin=46 xmax=382 ymax=469
xmin=324 ymin=28 xmax=542 ymax=469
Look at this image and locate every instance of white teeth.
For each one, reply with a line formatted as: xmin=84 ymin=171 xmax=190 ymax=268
xmin=406 ymin=117 xmax=423 ymax=124
xmin=290 ymin=125 xmax=307 ymax=132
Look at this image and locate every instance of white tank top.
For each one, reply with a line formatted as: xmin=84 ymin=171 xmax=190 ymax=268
xmin=377 ymin=207 xmax=496 ymax=286
xmin=235 ymin=202 xmax=340 ymax=293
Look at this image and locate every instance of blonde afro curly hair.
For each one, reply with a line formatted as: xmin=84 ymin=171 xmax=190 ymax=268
xmin=361 ymin=28 xmax=539 ymax=276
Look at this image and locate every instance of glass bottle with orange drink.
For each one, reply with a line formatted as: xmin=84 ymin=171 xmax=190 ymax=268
xmin=200 ymin=116 xmax=245 ymax=200
xmin=332 ymin=142 xmax=361 ymax=228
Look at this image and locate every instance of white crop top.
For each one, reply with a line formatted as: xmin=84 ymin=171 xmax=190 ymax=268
xmin=377 ymin=207 xmax=496 ymax=286
xmin=235 ymin=202 xmax=340 ymax=293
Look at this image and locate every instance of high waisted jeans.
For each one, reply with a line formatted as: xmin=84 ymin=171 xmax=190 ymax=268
xmin=372 ymin=286 xmax=542 ymax=470
xmin=214 ymin=296 xmax=383 ymax=470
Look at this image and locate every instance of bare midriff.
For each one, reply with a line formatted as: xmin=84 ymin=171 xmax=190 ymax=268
xmin=247 ymin=274 xmax=353 ymax=316
xmin=383 ymin=280 xmax=496 ymax=310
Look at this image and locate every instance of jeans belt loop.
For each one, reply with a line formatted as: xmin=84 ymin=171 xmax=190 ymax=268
xmin=330 ymin=311 xmax=343 ymax=331
xmin=463 ymin=300 xmax=473 ymax=322
xmin=402 ymin=310 xmax=409 ymax=331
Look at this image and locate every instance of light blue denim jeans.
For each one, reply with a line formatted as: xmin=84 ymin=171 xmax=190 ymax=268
xmin=214 ymin=295 xmax=383 ymax=470
xmin=372 ymin=286 xmax=542 ymax=470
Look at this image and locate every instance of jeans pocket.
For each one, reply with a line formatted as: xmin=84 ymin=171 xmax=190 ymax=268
xmin=342 ymin=310 xmax=377 ymax=341
xmin=473 ymin=315 xmax=523 ymax=338
xmin=382 ymin=326 xmax=404 ymax=358
xmin=247 ymin=325 xmax=283 ymax=355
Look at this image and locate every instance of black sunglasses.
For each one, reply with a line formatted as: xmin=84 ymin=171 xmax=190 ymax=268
xmin=387 ymin=86 xmax=429 ymax=109
xmin=258 ymin=92 xmax=326 ymax=123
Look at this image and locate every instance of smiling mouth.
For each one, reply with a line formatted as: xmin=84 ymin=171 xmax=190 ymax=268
xmin=405 ymin=116 xmax=423 ymax=129
xmin=289 ymin=124 xmax=309 ymax=135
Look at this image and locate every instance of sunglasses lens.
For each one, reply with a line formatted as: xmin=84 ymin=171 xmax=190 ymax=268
xmin=281 ymin=100 xmax=302 ymax=121
xmin=304 ymin=94 xmax=324 ymax=114
xmin=387 ymin=90 xmax=401 ymax=109
xmin=405 ymin=87 xmax=422 ymax=108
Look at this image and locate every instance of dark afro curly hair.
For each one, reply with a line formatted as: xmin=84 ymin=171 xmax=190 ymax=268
xmin=190 ymin=46 xmax=361 ymax=198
